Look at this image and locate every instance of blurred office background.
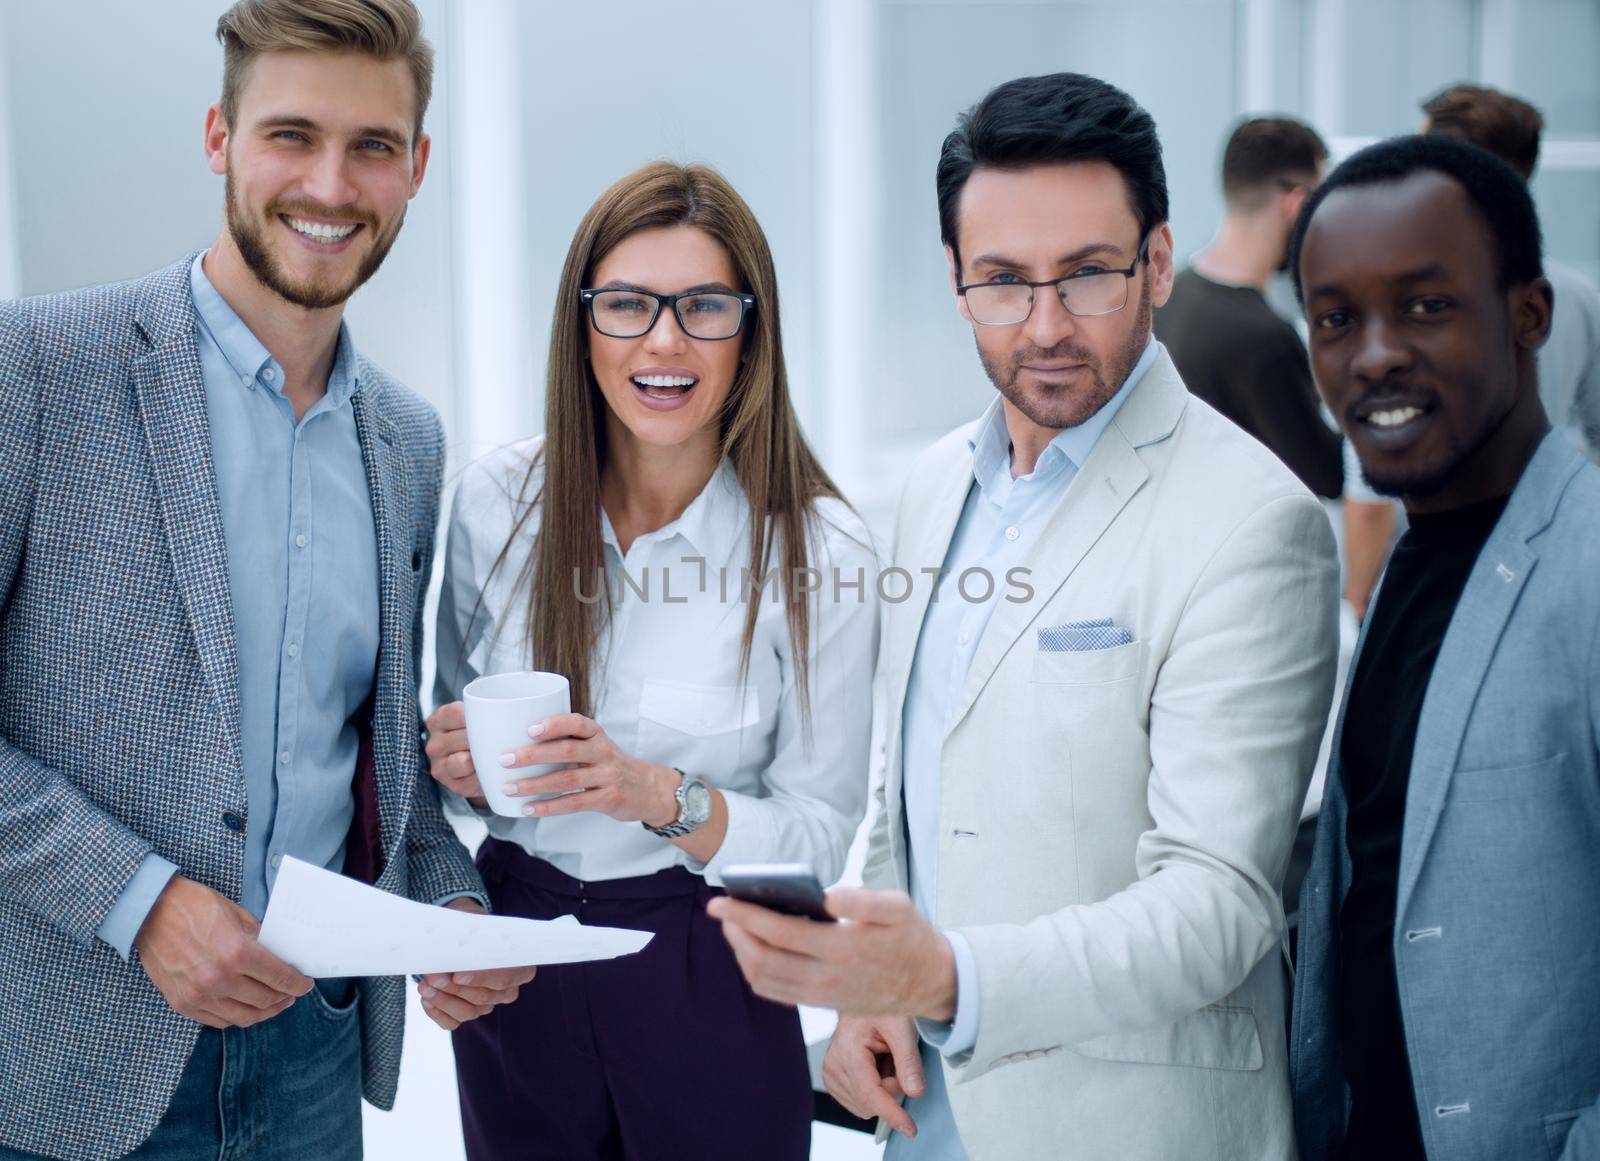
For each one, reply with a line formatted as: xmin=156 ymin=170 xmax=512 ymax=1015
xmin=2 ymin=0 xmax=1595 ymax=532
xmin=1 ymin=2 xmax=1595 ymax=1158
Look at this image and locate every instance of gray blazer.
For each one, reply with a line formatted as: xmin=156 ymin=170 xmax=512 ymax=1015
xmin=1292 ymin=432 xmax=1600 ymax=1161
xmin=0 ymin=256 xmax=484 ymax=1161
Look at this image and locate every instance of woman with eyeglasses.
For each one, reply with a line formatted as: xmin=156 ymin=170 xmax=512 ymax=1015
xmin=423 ymin=161 xmax=878 ymax=1160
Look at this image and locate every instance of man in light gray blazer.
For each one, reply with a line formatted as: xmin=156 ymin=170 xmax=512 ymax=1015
xmin=711 ymin=73 xmax=1339 ymax=1159
xmin=0 ymin=3 xmax=527 ymax=1159
xmin=1290 ymin=135 xmax=1600 ymax=1160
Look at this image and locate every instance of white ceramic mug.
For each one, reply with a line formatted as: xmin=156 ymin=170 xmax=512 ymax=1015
xmin=462 ymin=671 xmax=571 ymax=818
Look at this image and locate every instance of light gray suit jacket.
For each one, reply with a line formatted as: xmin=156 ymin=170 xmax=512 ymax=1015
xmin=0 ymin=257 xmax=484 ymax=1161
xmin=1293 ymin=432 xmax=1600 ymax=1161
xmin=866 ymin=349 xmax=1340 ymax=1159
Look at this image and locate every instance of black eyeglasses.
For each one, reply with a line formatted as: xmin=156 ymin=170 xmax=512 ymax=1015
xmin=579 ymin=287 xmax=757 ymax=341
xmin=956 ymin=232 xmax=1151 ymax=326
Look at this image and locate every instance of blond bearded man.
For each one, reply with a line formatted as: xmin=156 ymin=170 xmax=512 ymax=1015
xmin=0 ymin=4 xmax=529 ymax=1158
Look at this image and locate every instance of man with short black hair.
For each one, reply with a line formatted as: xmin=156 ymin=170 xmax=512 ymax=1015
xmin=1156 ymin=116 xmax=1342 ymax=497
xmin=711 ymin=72 xmax=1338 ymax=1159
xmin=1290 ymin=133 xmax=1600 ymax=1161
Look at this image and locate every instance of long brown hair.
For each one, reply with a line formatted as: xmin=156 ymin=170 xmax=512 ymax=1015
xmin=488 ymin=161 xmax=842 ymax=722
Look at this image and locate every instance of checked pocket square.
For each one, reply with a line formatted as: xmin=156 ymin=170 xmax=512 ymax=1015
xmin=1037 ymin=617 xmax=1135 ymax=652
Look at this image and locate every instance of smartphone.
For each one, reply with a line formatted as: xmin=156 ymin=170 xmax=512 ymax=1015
xmin=720 ymin=863 xmax=834 ymax=922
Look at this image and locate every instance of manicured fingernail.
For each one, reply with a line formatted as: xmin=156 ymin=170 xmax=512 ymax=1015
xmin=457 ymin=974 xmax=474 ymax=985
xmin=421 ymin=986 xmax=436 ymax=998
xmin=498 ymin=753 xmax=516 ymax=767
xmin=907 ymin=1072 xmax=924 ymax=1091
xmin=502 ymin=782 xmax=518 ymax=795
xmin=527 ymin=722 xmax=545 ymax=738
xmin=522 ymin=803 xmax=538 ymax=816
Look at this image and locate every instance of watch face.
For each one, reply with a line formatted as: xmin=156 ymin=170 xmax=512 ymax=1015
xmin=683 ymin=779 xmax=713 ymax=825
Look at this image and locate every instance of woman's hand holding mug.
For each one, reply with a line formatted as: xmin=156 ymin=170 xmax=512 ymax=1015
xmin=425 ymin=695 xmax=681 ymax=828
xmin=497 ymin=713 xmax=680 ymax=826
xmin=425 ymin=700 xmax=484 ymax=807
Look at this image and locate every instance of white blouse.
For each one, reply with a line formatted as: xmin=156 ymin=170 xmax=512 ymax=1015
xmin=434 ymin=436 xmax=879 ymax=885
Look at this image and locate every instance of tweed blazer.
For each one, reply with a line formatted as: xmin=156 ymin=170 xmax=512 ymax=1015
xmin=0 ymin=255 xmax=484 ymax=1161
xmin=1293 ymin=433 xmax=1600 ymax=1161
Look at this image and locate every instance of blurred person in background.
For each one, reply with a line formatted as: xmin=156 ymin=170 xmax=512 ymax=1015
xmin=1290 ymin=134 xmax=1600 ymax=1161
xmin=0 ymin=3 xmax=527 ymax=1160
xmin=424 ymin=161 xmax=878 ymax=1161
xmin=1423 ymin=84 xmax=1600 ymax=466
xmin=710 ymin=72 xmax=1338 ymax=1161
xmin=1344 ymin=81 xmax=1600 ymax=620
xmin=1157 ymin=115 xmax=1344 ymax=499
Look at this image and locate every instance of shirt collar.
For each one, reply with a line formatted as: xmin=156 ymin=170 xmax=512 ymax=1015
xmin=189 ymin=250 xmax=360 ymax=408
xmin=969 ymin=334 xmax=1160 ymax=493
xmin=599 ymin=457 xmax=746 ymax=564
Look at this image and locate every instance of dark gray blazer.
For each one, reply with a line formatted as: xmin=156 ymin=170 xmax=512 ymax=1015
xmin=1292 ymin=433 xmax=1600 ymax=1161
xmin=0 ymin=255 xmax=484 ymax=1161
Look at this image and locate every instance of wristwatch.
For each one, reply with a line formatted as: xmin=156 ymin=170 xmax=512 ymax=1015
xmin=643 ymin=768 xmax=713 ymax=839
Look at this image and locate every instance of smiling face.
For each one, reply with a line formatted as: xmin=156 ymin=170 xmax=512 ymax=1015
xmin=949 ymin=160 xmax=1173 ymax=433
xmin=206 ymin=49 xmax=428 ymax=310
xmin=1299 ymin=170 xmax=1551 ymax=510
xmin=585 ymin=225 xmax=746 ymax=456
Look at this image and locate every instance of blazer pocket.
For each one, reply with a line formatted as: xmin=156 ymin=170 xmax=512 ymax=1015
xmin=1030 ymin=640 xmax=1143 ymax=685
xmin=1069 ymin=1003 xmax=1264 ymax=1072
xmin=1450 ymin=752 xmax=1566 ymax=803
xmin=639 ymin=679 xmax=761 ymax=738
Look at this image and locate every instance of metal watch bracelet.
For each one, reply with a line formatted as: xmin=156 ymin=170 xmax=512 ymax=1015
xmin=642 ymin=768 xmax=711 ymax=838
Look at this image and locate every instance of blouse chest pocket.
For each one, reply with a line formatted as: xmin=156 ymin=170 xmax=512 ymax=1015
xmin=637 ymin=679 xmax=763 ymax=770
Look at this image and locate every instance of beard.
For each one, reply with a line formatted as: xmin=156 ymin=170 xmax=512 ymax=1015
xmin=225 ymin=167 xmax=403 ymax=310
xmin=977 ymin=266 xmax=1154 ymax=431
xmin=1355 ymin=386 xmax=1516 ymax=501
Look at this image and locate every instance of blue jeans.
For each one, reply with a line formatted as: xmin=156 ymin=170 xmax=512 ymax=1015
xmin=0 ymin=979 xmax=363 ymax=1161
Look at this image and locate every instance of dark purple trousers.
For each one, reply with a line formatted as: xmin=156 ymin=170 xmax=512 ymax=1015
xmin=452 ymin=838 xmax=812 ymax=1161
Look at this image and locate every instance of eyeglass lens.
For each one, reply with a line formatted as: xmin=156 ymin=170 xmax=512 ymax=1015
xmin=589 ymin=290 xmax=745 ymax=339
xmin=964 ymin=271 xmax=1131 ymax=325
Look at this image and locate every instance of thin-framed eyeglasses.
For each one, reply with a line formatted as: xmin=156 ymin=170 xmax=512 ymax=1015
xmin=579 ymin=287 xmax=757 ymax=341
xmin=956 ymin=232 xmax=1152 ymax=326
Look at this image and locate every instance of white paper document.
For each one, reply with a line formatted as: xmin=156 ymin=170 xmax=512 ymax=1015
xmin=259 ymin=857 xmax=653 ymax=977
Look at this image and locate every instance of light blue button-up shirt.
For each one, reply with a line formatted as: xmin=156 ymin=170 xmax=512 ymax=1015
xmin=96 ymin=253 xmax=383 ymax=955
xmin=888 ymin=338 xmax=1157 ymax=1160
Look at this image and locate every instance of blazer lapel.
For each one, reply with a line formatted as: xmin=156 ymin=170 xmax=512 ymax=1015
xmin=1394 ymin=435 xmax=1580 ymax=921
xmin=351 ymin=384 xmax=413 ymax=868
xmin=942 ymin=353 xmax=1191 ymax=734
xmin=946 ymin=426 xmax=1146 ymax=733
xmin=130 ymin=263 xmax=243 ymax=772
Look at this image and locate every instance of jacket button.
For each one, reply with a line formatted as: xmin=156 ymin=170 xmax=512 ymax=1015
xmin=221 ymin=810 xmax=244 ymax=832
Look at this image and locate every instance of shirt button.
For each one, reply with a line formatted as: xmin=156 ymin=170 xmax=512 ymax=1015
xmin=221 ymin=810 xmax=244 ymax=831
xmin=278 ymin=750 xmax=291 ymax=765
xmin=295 ymin=533 xmax=307 ymax=549
xmin=1005 ymin=525 xmax=1020 ymax=541
xmin=286 ymin=643 xmax=299 ymax=658
xmin=959 ymin=630 xmax=971 ymax=645
xmin=239 ymin=374 xmax=252 ymax=388
xmin=262 ymin=367 xmax=277 ymax=382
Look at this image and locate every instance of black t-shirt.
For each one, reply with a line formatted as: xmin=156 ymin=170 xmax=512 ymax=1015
xmin=1336 ymin=494 xmax=1510 ymax=1159
xmin=1155 ymin=268 xmax=1344 ymax=498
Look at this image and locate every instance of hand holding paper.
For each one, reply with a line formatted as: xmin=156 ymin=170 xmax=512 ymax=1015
xmin=259 ymin=857 xmax=651 ymax=978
